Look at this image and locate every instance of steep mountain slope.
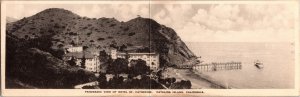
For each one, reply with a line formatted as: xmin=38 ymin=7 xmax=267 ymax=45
xmin=6 ymin=8 xmax=198 ymax=67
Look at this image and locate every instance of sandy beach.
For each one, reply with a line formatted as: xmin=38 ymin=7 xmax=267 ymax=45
xmin=164 ymin=68 xmax=227 ymax=89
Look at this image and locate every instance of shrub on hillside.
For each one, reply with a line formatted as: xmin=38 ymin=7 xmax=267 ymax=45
xmin=126 ymin=43 xmax=133 ymax=46
xmin=54 ymin=23 xmax=60 ymax=28
xmin=123 ymin=27 xmax=129 ymax=31
xmin=97 ymin=38 xmax=105 ymax=41
xmin=109 ymin=24 xmax=116 ymax=27
xmin=107 ymin=36 xmax=113 ymax=39
xmin=68 ymin=32 xmax=78 ymax=36
xmin=87 ymin=32 xmax=92 ymax=36
xmin=30 ymin=28 xmax=36 ymax=30
xmin=128 ymin=32 xmax=136 ymax=36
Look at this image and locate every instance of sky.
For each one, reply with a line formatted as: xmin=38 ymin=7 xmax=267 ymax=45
xmin=5 ymin=1 xmax=298 ymax=42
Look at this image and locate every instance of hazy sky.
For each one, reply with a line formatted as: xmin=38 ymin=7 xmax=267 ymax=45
xmin=5 ymin=1 xmax=298 ymax=42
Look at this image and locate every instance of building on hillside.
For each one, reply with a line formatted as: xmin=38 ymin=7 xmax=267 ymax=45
xmin=110 ymin=49 xmax=159 ymax=70
xmin=63 ymin=52 xmax=100 ymax=72
xmin=110 ymin=48 xmax=118 ymax=59
xmin=64 ymin=45 xmax=83 ymax=53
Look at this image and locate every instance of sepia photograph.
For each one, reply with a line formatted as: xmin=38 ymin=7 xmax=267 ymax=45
xmin=1 ymin=0 xmax=299 ymax=96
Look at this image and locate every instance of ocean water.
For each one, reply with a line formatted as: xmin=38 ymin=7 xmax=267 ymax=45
xmin=186 ymin=42 xmax=295 ymax=89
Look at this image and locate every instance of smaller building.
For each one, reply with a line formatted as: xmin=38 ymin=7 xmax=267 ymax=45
xmin=64 ymin=45 xmax=83 ymax=53
xmin=110 ymin=49 xmax=118 ymax=60
xmin=64 ymin=52 xmax=100 ymax=72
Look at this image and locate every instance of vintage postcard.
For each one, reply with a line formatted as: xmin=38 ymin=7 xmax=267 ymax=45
xmin=1 ymin=0 xmax=299 ymax=96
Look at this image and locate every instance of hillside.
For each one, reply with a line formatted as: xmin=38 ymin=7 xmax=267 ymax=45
xmin=6 ymin=8 xmax=198 ymax=67
xmin=6 ymin=34 xmax=96 ymax=88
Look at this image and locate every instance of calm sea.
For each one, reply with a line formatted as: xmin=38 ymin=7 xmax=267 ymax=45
xmin=186 ymin=42 xmax=295 ymax=89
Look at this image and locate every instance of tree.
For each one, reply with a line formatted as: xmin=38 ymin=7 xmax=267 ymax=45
xmin=185 ymin=80 xmax=192 ymax=89
xmin=52 ymin=49 xmax=65 ymax=59
xmin=139 ymin=75 xmax=151 ymax=89
xmin=107 ymin=58 xmax=129 ymax=75
xmin=107 ymin=75 xmax=124 ymax=88
xmin=99 ymin=50 xmax=108 ymax=62
xmin=81 ymin=56 xmax=86 ymax=69
xmin=171 ymin=77 xmax=176 ymax=83
xmin=83 ymin=46 xmax=89 ymax=50
xmin=119 ymin=44 xmax=127 ymax=51
xmin=166 ymin=77 xmax=176 ymax=84
xmin=137 ymin=47 xmax=150 ymax=53
xmin=67 ymin=57 xmax=77 ymax=66
xmin=98 ymin=73 xmax=107 ymax=89
xmin=169 ymin=80 xmax=192 ymax=89
xmin=24 ymin=35 xmax=29 ymax=40
xmin=124 ymin=51 xmax=130 ymax=60
xmin=156 ymin=70 xmax=163 ymax=79
xmin=70 ymin=40 xmax=75 ymax=46
xmin=57 ymin=44 xmax=64 ymax=48
xmin=76 ymin=69 xmax=90 ymax=83
xmin=110 ymin=40 xmax=118 ymax=49
xmin=109 ymin=44 xmax=118 ymax=49
xmin=129 ymin=59 xmax=150 ymax=75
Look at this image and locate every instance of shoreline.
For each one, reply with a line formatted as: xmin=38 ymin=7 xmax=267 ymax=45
xmin=164 ymin=67 xmax=228 ymax=89
xmin=187 ymin=69 xmax=230 ymax=89
xmin=177 ymin=58 xmax=229 ymax=89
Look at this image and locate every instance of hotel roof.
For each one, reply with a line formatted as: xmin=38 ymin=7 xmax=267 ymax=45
xmin=117 ymin=53 xmax=157 ymax=55
xmin=64 ymin=52 xmax=94 ymax=59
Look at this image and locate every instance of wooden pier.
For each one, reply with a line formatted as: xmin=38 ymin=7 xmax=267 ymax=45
xmin=193 ymin=62 xmax=242 ymax=72
xmin=176 ymin=65 xmax=194 ymax=69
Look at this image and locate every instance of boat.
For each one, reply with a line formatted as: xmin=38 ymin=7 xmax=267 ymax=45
xmin=254 ymin=60 xmax=264 ymax=69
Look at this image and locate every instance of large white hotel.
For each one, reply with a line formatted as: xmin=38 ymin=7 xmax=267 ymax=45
xmin=110 ymin=49 xmax=160 ymax=70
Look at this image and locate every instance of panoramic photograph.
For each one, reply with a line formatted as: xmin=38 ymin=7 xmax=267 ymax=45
xmin=3 ymin=2 xmax=296 ymax=90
